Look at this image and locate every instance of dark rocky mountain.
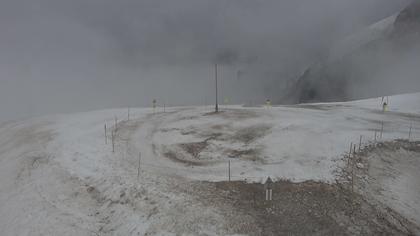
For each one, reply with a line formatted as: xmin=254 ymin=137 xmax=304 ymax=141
xmin=286 ymin=1 xmax=420 ymax=104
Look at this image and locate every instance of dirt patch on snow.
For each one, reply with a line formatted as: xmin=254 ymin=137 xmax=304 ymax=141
xmin=187 ymin=180 xmax=409 ymax=236
xmin=158 ymin=110 xmax=271 ymax=165
xmin=225 ymin=148 xmax=265 ymax=163
xmin=179 ymin=141 xmax=209 ymax=158
xmin=231 ymin=125 xmax=272 ymax=144
xmin=163 ymin=150 xmax=207 ymax=166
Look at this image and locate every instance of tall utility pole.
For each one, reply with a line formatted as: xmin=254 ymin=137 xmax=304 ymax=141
xmin=215 ymin=63 xmax=219 ymax=113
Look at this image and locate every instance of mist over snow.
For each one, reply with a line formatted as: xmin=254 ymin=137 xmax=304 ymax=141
xmin=2 ymin=2 xmax=420 ymax=233
xmin=0 ymin=0 xmax=411 ymax=121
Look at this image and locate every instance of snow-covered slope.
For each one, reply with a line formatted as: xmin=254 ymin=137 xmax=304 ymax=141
xmin=329 ymin=14 xmax=397 ymax=61
xmin=1 ymin=93 xmax=420 ymax=235
xmin=290 ymin=2 xmax=420 ymax=104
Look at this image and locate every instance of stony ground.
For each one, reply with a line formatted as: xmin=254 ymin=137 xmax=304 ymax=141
xmin=178 ymin=179 xmax=411 ymax=236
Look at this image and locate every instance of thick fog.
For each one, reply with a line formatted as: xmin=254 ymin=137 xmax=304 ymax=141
xmin=0 ymin=0 xmax=410 ymax=121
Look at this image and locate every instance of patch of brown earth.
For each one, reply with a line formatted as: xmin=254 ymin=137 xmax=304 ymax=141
xmin=232 ymin=125 xmax=271 ymax=144
xmin=188 ymin=180 xmax=411 ymax=236
xmin=179 ymin=141 xmax=209 ymax=158
xmin=163 ymin=150 xmax=207 ymax=166
xmin=225 ymin=149 xmax=265 ymax=163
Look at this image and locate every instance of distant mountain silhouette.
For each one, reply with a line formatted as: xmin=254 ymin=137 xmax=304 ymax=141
xmin=286 ymin=1 xmax=420 ymax=104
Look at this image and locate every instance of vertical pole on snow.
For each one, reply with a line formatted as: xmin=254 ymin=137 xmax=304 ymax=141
xmin=115 ymin=116 xmax=118 ymax=131
xmin=112 ymin=130 xmax=115 ymax=153
xmin=105 ymin=124 xmax=107 ymax=145
xmin=137 ymin=152 xmax=141 ymax=180
xmin=215 ymin=64 xmax=219 ymax=113
xmin=380 ymin=121 xmax=384 ymax=139
xmin=409 ymin=123 xmax=412 ymax=141
xmin=228 ymin=160 xmax=231 ymax=182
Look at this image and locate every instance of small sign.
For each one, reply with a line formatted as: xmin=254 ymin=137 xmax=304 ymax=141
xmin=265 ymin=177 xmax=273 ymax=201
xmin=266 ymin=99 xmax=272 ymax=107
xmin=152 ymin=99 xmax=157 ymax=109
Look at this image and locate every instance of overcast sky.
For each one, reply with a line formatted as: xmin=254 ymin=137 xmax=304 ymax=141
xmin=0 ymin=0 xmax=410 ymax=121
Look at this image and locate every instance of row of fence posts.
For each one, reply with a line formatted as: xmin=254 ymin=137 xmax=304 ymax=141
xmin=348 ymin=141 xmax=357 ymax=195
xmin=224 ymin=120 xmax=416 ymax=201
xmin=348 ymin=120 xmax=415 ymax=195
xmin=102 ymin=107 xmax=166 ymax=183
xmin=227 ymin=120 xmax=415 ymax=185
xmin=375 ymin=120 xmax=414 ymax=142
xmin=104 ymin=107 xmax=136 ymax=153
xmin=103 ymin=123 xmax=116 ymax=153
xmin=104 ymin=113 xmax=123 ymax=153
xmin=102 ymin=108 xmax=416 ymax=200
xmin=102 ymin=104 xmax=194 ymax=154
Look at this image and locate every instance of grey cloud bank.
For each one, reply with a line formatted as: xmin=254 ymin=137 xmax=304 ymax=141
xmin=0 ymin=0 xmax=410 ymax=121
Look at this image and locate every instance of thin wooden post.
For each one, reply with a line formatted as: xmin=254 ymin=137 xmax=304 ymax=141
xmin=359 ymin=135 xmax=363 ymax=152
xmin=137 ymin=152 xmax=141 ymax=180
xmin=374 ymin=130 xmax=377 ymax=142
xmin=351 ymin=146 xmax=357 ymax=194
xmin=112 ymin=130 xmax=115 ymax=153
xmin=104 ymin=124 xmax=107 ymax=144
xmin=351 ymin=156 xmax=354 ymax=194
xmin=380 ymin=121 xmax=384 ymax=139
xmin=115 ymin=116 xmax=118 ymax=131
xmin=215 ymin=64 xmax=219 ymax=113
xmin=228 ymin=160 xmax=231 ymax=182
xmin=348 ymin=143 xmax=353 ymax=165
xmin=409 ymin=123 xmax=412 ymax=141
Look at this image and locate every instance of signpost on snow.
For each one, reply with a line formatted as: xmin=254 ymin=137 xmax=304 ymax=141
xmin=409 ymin=123 xmax=413 ymax=141
xmin=215 ymin=64 xmax=219 ymax=113
xmin=265 ymin=177 xmax=273 ymax=201
xmin=104 ymin=124 xmax=107 ymax=145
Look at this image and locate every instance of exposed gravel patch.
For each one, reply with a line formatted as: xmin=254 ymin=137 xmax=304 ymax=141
xmin=187 ymin=180 xmax=409 ymax=236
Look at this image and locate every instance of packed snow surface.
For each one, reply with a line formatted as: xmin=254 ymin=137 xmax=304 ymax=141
xmin=0 ymin=93 xmax=419 ymax=235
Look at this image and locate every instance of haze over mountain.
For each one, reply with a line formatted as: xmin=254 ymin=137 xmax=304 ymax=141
xmin=0 ymin=0 xmax=412 ymax=121
xmin=2 ymin=2 xmax=420 ymax=234
xmin=288 ymin=1 xmax=420 ymax=103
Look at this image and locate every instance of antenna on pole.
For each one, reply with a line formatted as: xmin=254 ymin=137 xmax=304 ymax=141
xmin=215 ymin=63 xmax=219 ymax=113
